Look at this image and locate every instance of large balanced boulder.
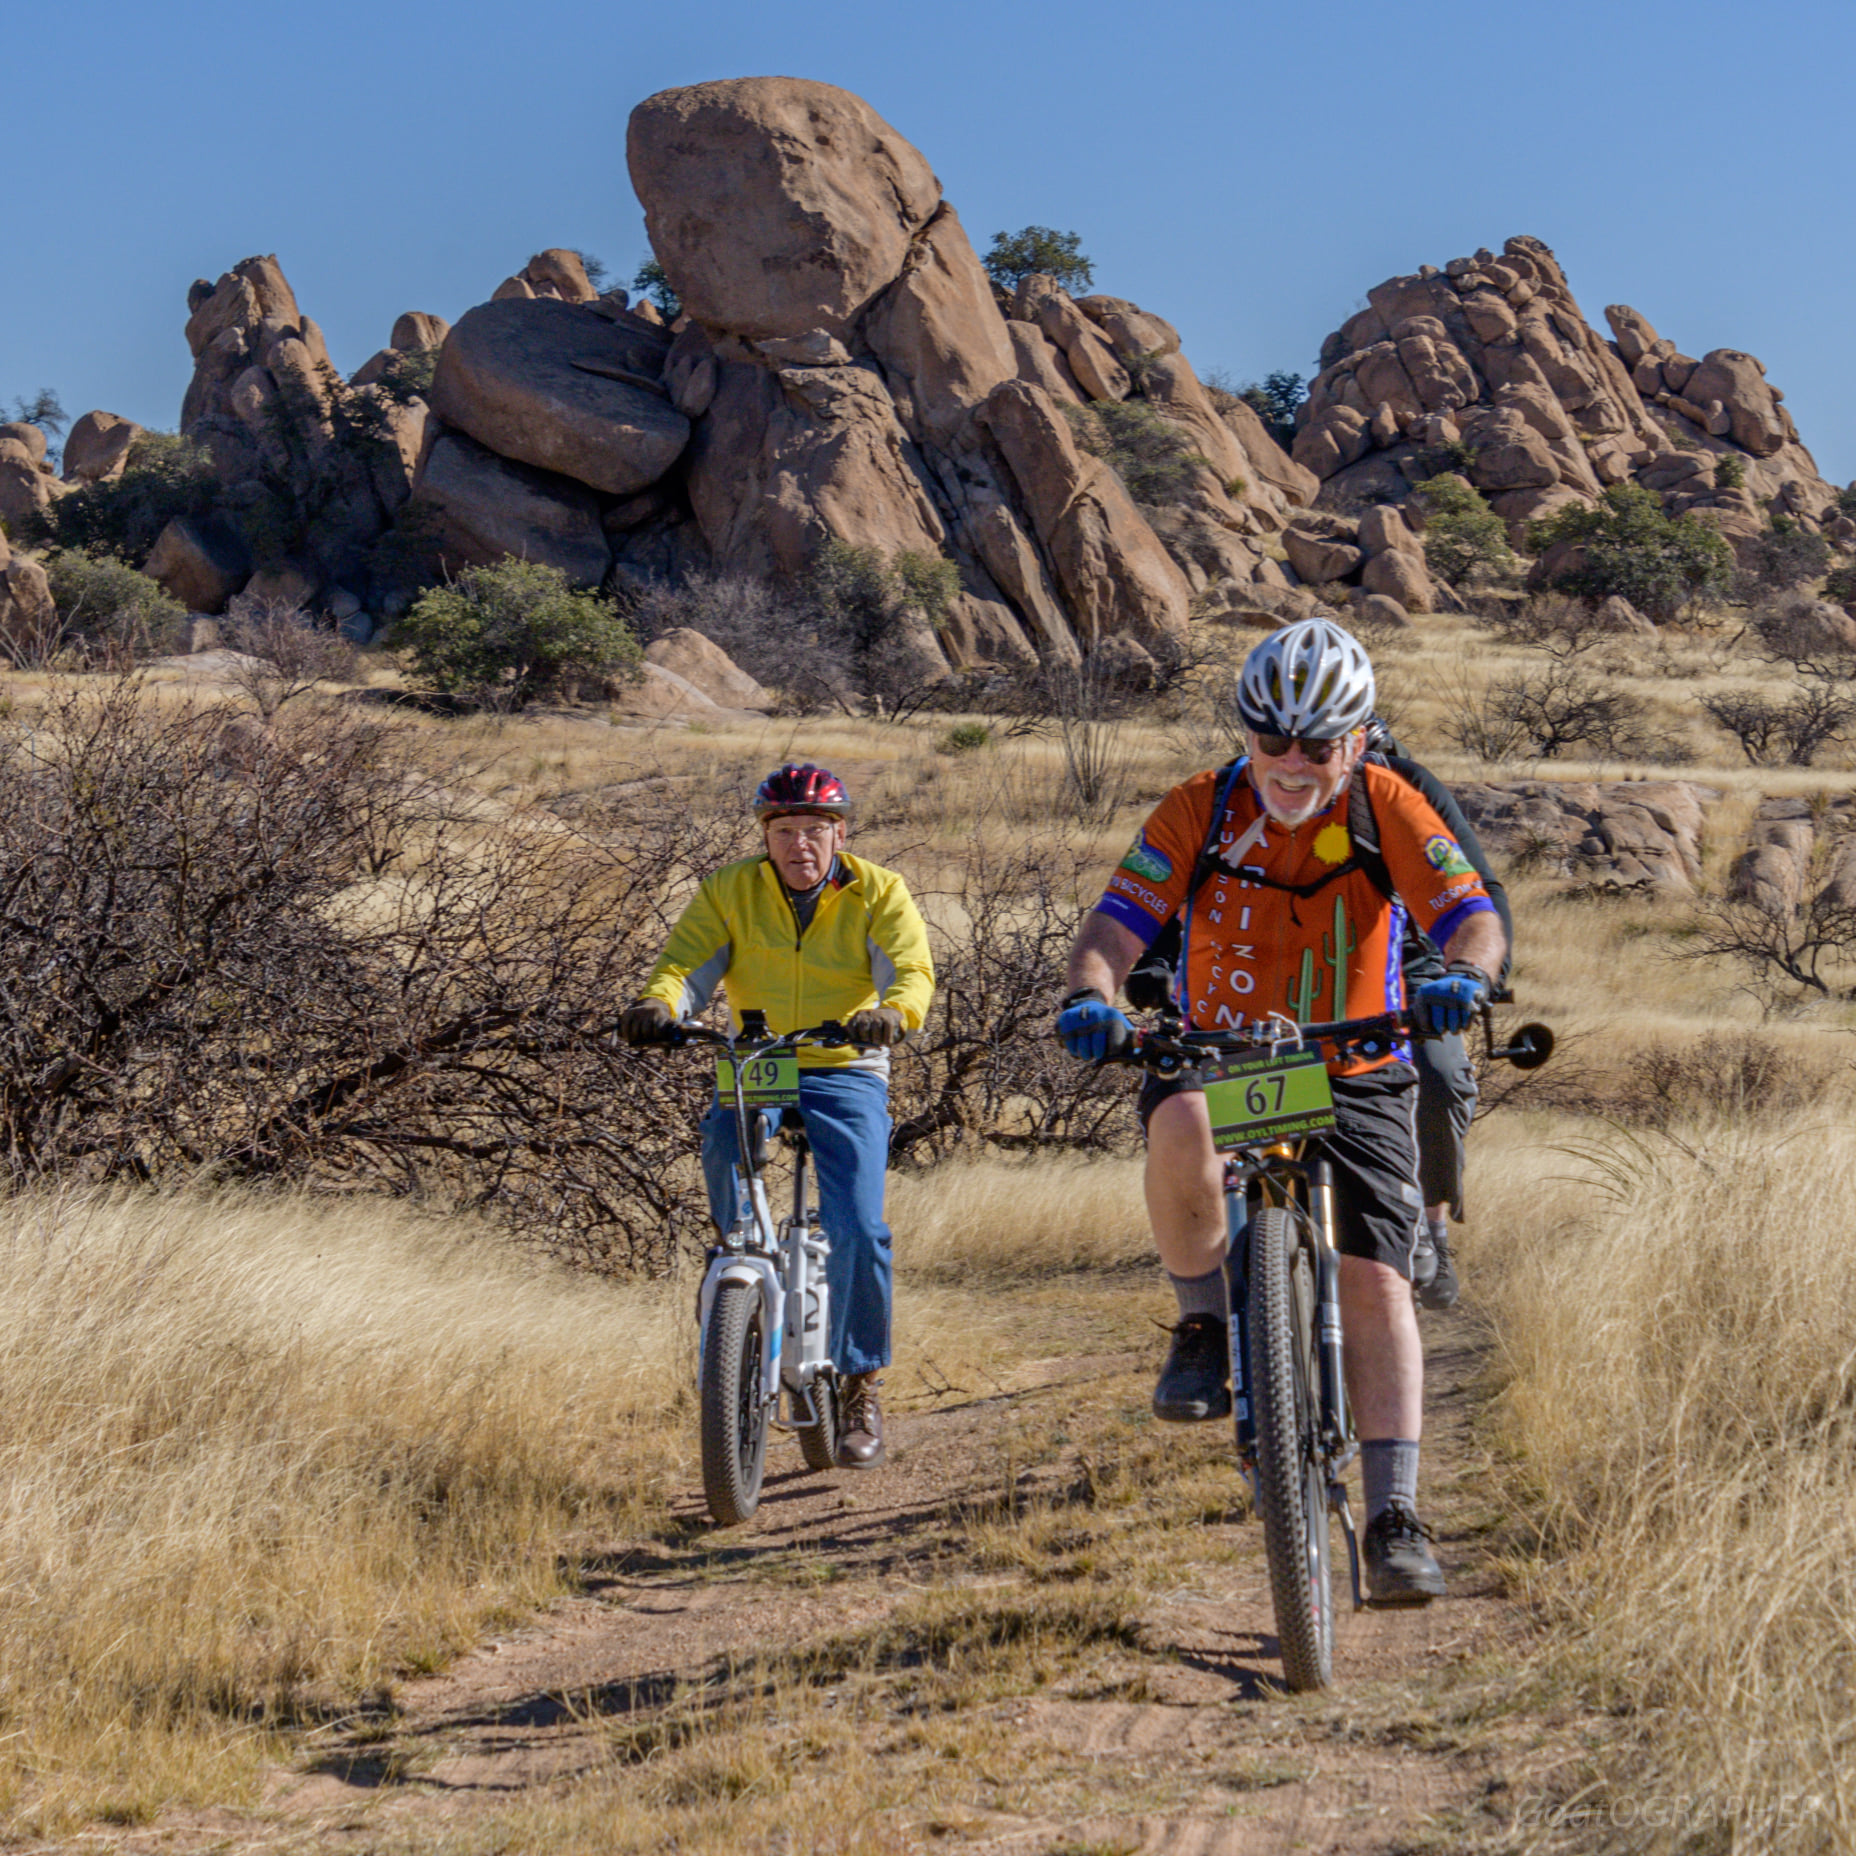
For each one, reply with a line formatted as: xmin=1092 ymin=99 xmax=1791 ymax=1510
xmin=428 ymin=297 xmax=689 ymax=496
xmin=62 ymin=411 xmax=142 ymax=484
xmin=628 ymin=78 xmax=940 ymax=343
xmin=623 ymin=77 xmax=1286 ymax=673
xmin=144 ymin=516 xmax=251 ymax=612
xmin=409 ymin=430 xmax=611 ymax=586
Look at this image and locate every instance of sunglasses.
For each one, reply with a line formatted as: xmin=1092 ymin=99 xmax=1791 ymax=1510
xmin=1250 ymin=731 xmax=1349 ymax=765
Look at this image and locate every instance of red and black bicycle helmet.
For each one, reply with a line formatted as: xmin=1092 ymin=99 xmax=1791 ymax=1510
xmin=753 ymin=763 xmax=851 ymax=821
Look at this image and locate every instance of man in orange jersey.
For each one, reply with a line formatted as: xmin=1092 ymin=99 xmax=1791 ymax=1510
xmin=1056 ymin=619 xmax=1506 ymax=1603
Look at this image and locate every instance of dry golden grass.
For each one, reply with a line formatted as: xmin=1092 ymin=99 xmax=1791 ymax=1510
xmin=0 ymin=1188 xmax=686 ymax=1834
xmin=1472 ymin=1107 xmax=1856 ymax=1852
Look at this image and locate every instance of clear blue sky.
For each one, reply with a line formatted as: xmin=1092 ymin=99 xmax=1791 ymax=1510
xmin=8 ymin=0 xmax=1853 ymax=483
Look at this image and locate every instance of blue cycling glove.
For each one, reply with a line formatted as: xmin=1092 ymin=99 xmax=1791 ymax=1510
xmin=1413 ymin=963 xmax=1490 ymax=1036
xmin=1056 ymin=988 xmax=1132 ymax=1061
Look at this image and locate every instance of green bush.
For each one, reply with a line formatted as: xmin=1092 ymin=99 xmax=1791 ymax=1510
xmin=1714 ymin=454 xmax=1747 ymax=490
xmin=1837 ymin=484 xmax=1856 ymax=518
xmin=1413 ymin=474 xmax=1514 ymax=588
xmin=1064 ymin=400 xmax=1208 ymax=505
xmin=1235 ymin=371 xmax=1306 ymax=448
xmin=394 ymin=559 xmax=641 ymax=708
xmin=1526 ymin=483 xmax=1734 ymax=622
xmin=21 ymin=432 xmax=217 ymax=561
xmin=632 ymin=257 xmax=680 ymax=319
xmin=936 ymin=721 xmax=991 ymax=755
xmin=43 ymin=550 xmax=188 ymax=662
xmin=1823 ymin=563 xmax=1856 ymax=605
xmin=981 ymin=226 xmax=1094 ymax=295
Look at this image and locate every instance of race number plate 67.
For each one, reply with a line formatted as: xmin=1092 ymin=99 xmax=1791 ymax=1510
xmin=717 ymin=1052 xmax=801 ymax=1106
xmin=1202 ymin=1049 xmax=1335 ymax=1150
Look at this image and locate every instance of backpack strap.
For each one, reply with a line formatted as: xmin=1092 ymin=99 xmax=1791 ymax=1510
xmin=1188 ymin=762 xmax=1394 ymax=905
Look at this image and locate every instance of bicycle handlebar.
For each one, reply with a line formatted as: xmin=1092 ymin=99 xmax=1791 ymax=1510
xmin=1108 ymin=1009 xmax=1414 ymax=1076
xmin=655 ymin=1018 xmax=863 ymax=1054
xmin=1104 ymin=1004 xmax=1554 ymax=1075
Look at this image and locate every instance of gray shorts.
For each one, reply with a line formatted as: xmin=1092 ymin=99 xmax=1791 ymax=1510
xmin=1139 ymin=1061 xmax=1423 ymax=1273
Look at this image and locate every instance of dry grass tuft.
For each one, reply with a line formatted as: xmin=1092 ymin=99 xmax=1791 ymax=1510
xmin=0 ymin=1188 xmax=683 ymax=1833
xmin=1477 ymin=1109 xmax=1856 ymax=1851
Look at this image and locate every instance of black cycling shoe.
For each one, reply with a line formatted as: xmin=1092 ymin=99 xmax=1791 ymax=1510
xmin=1152 ymin=1314 xmax=1232 ymax=1423
xmin=1416 ymin=1228 xmax=1460 ymax=1311
xmin=1363 ymin=1500 xmax=1445 ymax=1605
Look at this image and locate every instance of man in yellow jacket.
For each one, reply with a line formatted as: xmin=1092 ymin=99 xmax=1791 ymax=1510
xmin=619 ymin=764 xmax=935 ymax=1468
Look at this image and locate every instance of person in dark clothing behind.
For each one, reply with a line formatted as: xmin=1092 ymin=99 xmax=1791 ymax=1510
xmin=1124 ymin=715 xmax=1511 ymax=1310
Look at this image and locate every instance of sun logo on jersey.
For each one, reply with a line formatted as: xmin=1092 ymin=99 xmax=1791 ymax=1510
xmin=1119 ymin=833 xmax=1172 ymax=884
xmin=1423 ymin=834 xmax=1475 ymax=877
xmin=1313 ymin=823 xmax=1351 ymax=865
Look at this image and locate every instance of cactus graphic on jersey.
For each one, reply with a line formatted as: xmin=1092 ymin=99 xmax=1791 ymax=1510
xmin=1324 ymin=896 xmax=1356 ymax=1017
xmin=1287 ymin=946 xmax=1321 ymax=1022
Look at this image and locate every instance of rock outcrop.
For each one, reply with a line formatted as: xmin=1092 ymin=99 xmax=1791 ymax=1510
xmin=1296 ymin=237 xmax=1837 ymax=554
xmin=614 ymin=75 xmax=1318 ymax=671
xmin=1455 ymin=779 xmax=1718 ymax=894
xmin=1728 ymin=795 xmax=1856 ymax=915
xmin=0 ymin=422 xmax=67 ymax=524
xmin=62 ymin=412 xmax=142 ymax=484
xmin=0 ymin=526 xmax=57 ymax=663
xmin=178 ymin=254 xmax=427 ymax=605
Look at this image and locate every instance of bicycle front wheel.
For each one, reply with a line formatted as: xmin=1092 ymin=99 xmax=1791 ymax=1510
xmin=700 ymin=1280 xmax=771 ymax=1525
xmin=1246 ymin=1205 xmax=1335 ymax=1691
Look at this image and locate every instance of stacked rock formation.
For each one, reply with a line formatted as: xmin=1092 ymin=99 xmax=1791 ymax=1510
xmin=381 ymin=76 xmax=1324 ymax=673
xmin=0 ymin=420 xmax=68 ymax=527
xmin=172 ymin=254 xmax=434 ymax=609
xmin=1295 ymin=236 xmax=1841 ymax=566
xmin=607 ymin=76 xmax=1333 ymax=670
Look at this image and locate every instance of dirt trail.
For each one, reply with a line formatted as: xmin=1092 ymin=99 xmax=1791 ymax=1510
xmin=109 ymin=1317 xmax=1566 ymax=1856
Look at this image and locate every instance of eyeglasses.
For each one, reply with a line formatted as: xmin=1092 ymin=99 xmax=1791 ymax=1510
xmin=766 ymin=820 xmax=839 ymax=843
xmin=1250 ymin=731 xmax=1349 ymax=765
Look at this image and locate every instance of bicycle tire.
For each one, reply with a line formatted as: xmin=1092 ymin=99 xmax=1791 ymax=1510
xmin=794 ymin=1371 xmax=840 ymax=1473
xmin=1246 ymin=1205 xmax=1335 ymax=1691
xmin=700 ymin=1280 xmax=770 ymax=1525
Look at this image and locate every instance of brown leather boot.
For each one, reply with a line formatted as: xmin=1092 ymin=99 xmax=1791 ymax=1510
xmin=835 ymin=1372 xmax=885 ymax=1469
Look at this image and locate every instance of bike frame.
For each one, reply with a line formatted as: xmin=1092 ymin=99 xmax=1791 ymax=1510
xmin=688 ymin=1021 xmax=838 ymax=1429
xmin=1224 ymin=1142 xmax=1353 ymax=1482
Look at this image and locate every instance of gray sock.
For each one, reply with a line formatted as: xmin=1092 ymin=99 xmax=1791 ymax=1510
xmin=1168 ymin=1266 xmax=1226 ymax=1323
xmin=1426 ymin=1214 xmax=1449 ymax=1244
xmin=1361 ymin=1438 xmax=1420 ymax=1523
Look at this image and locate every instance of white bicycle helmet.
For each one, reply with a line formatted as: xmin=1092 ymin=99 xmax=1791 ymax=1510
xmin=1236 ymin=618 xmax=1376 ymax=737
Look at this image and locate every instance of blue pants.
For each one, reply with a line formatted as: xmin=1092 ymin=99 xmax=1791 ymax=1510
xmin=701 ymin=1067 xmax=894 ymax=1375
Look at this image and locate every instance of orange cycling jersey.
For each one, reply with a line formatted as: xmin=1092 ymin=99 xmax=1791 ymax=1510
xmin=1096 ymin=761 xmax=1496 ymax=1073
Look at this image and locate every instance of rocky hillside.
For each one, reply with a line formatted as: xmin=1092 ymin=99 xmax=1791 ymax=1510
xmin=1296 ymin=236 xmax=1846 ymax=562
xmin=3 ymin=76 xmax=1851 ymax=674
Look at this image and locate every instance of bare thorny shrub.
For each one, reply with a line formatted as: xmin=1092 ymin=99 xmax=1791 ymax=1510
xmin=1614 ymin=1029 xmax=1845 ymax=1129
xmin=0 ymin=680 xmax=1134 ymax=1272
xmin=0 ymin=678 xmax=732 ymax=1271
xmin=218 ymin=593 xmax=358 ymax=719
xmin=889 ymin=823 xmax=1138 ymax=1164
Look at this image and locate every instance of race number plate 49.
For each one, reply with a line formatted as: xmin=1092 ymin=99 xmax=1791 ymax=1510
xmin=1202 ymin=1049 xmax=1335 ymax=1150
xmin=717 ymin=1052 xmax=801 ymax=1106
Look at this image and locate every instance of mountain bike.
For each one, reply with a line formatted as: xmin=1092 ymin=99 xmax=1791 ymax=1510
xmin=1112 ymin=1005 xmax=1553 ymax=1690
xmin=666 ymin=1014 xmax=853 ymax=1526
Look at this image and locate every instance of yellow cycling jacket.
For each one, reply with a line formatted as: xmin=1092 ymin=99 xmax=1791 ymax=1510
xmin=640 ymin=852 xmax=936 ymax=1071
